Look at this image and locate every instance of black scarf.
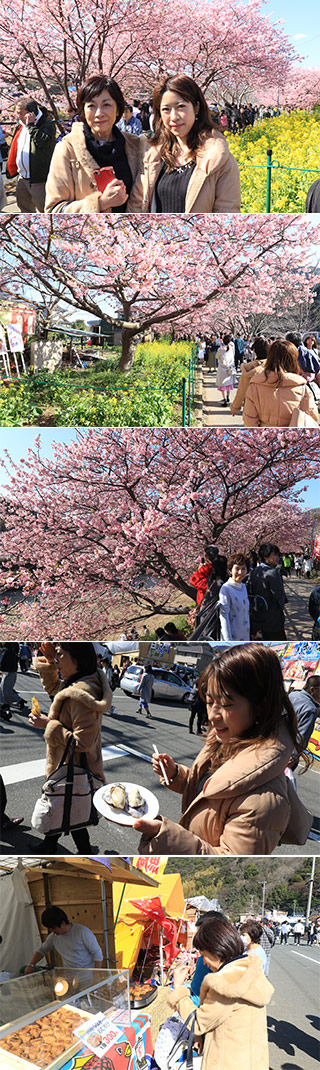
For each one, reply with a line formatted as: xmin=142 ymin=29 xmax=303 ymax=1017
xmin=84 ymin=122 xmax=133 ymax=210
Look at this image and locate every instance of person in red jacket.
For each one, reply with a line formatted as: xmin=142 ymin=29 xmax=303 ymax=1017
xmin=189 ymin=556 xmax=213 ymax=605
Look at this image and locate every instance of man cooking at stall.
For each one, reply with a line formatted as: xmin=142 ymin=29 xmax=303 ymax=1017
xmin=24 ymin=906 xmax=103 ymax=973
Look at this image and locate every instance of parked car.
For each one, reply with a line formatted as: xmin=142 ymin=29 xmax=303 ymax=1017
xmin=120 ymin=664 xmax=192 ymax=703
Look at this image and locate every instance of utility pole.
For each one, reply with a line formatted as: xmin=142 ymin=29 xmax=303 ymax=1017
xmin=261 ymin=881 xmax=266 ymax=917
xmin=250 ymin=895 xmax=254 ymax=914
xmin=306 ymin=857 xmax=316 ymax=926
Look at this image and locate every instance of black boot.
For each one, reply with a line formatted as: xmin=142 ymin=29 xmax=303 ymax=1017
xmin=0 ymin=706 xmax=12 ymax=721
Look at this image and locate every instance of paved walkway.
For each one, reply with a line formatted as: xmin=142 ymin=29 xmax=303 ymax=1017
xmin=283 ymin=575 xmax=317 ymax=640
xmin=201 ymin=367 xmax=242 ymax=426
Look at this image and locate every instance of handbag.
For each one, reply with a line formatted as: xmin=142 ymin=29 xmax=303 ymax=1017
xmin=280 ymin=776 xmax=313 ymax=844
xmin=31 ymin=736 xmax=103 ymax=837
xmin=289 ymin=406 xmax=317 ymax=428
xmin=154 ymin=1009 xmax=200 ymax=1070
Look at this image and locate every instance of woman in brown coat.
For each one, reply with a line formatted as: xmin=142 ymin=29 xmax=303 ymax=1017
xmin=243 ymin=338 xmax=319 ymax=427
xmin=129 ymin=74 xmax=240 ymax=214
xmin=134 ymin=644 xmax=312 ymax=855
xmin=230 ymin=336 xmax=268 ymax=416
xmin=167 ymin=916 xmax=273 ymax=1070
xmin=45 ymin=75 xmax=145 ymax=214
xmin=29 ymin=642 xmax=112 ymax=853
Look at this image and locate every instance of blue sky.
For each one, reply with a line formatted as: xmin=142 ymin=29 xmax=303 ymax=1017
xmin=0 ymin=428 xmax=318 ymax=509
xmin=264 ymin=0 xmax=320 ymax=66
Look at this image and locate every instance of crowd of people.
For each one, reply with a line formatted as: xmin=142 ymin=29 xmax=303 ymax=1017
xmin=0 ymin=75 xmax=318 ymax=214
xmin=188 ymin=541 xmax=320 ymax=641
xmin=196 ymin=332 xmax=320 ymax=426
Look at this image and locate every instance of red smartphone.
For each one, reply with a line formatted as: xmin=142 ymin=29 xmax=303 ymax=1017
xmin=94 ymin=166 xmax=116 ymax=192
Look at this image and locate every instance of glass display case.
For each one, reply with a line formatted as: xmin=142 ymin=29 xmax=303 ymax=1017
xmin=0 ymin=968 xmax=130 ymax=1069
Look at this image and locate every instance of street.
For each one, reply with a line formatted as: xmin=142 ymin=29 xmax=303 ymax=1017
xmin=1 ymin=669 xmax=319 ymax=856
xmin=267 ymin=940 xmax=320 ymax=1070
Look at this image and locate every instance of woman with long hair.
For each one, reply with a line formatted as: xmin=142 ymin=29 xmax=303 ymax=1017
xmin=29 ymin=641 xmax=112 ymax=852
xmin=166 ymin=915 xmax=273 ymax=1070
xmin=129 ymin=74 xmax=240 ymax=213
xmin=45 ymin=74 xmax=145 ymax=214
xmin=134 ymin=644 xmax=312 ymax=855
xmin=243 ymin=338 xmax=318 ymax=426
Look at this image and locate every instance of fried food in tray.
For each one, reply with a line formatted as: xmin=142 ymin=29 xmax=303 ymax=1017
xmin=1 ymin=1007 xmax=82 ymax=1067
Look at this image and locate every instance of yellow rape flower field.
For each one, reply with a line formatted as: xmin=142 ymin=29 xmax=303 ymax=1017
xmin=226 ymin=110 xmax=320 ymax=213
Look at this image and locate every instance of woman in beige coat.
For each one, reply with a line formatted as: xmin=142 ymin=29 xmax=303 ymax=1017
xmin=167 ymin=916 xmax=273 ymax=1070
xmin=230 ymin=336 xmax=268 ymax=416
xmin=29 ymin=642 xmax=112 ymax=853
xmin=45 ymin=75 xmax=145 ymax=214
xmin=243 ymin=338 xmax=319 ymax=427
xmin=129 ymin=74 xmax=240 ymax=213
xmin=134 ymin=644 xmax=312 ymax=855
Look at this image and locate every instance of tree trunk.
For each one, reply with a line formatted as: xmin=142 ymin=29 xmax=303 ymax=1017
xmin=117 ymin=328 xmax=136 ymax=372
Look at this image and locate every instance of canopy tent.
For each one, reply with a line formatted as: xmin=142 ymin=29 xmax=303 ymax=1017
xmin=186 ymin=895 xmax=220 ymax=912
xmin=113 ymin=872 xmax=186 ymax=976
xmin=0 ymin=857 xmax=158 ymax=977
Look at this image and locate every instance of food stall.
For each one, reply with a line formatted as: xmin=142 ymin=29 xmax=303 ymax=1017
xmin=113 ymin=861 xmax=188 ymax=1014
xmin=0 ymin=967 xmax=131 ymax=1069
xmin=0 ymin=858 xmax=159 ymax=1069
xmin=276 ymin=642 xmax=320 ymax=761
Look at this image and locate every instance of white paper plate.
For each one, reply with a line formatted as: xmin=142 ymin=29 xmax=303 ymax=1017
xmin=93 ymin=781 xmax=160 ymax=826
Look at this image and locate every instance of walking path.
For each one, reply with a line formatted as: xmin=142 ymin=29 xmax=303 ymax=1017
xmin=201 ymin=367 xmax=242 ymax=426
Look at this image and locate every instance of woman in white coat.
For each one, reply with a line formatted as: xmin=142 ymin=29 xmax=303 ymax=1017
xmin=216 ymin=333 xmax=236 ymax=406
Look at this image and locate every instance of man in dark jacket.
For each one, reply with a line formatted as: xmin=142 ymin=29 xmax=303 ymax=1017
xmin=288 ymin=675 xmax=320 ymax=770
xmin=0 ymin=643 xmax=27 ymax=721
xmin=13 ymin=97 xmax=56 ymax=212
xmin=247 ymin=543 xmax=287 ymax=639
xmin=309 ymin=584 xmax=320 ymax=639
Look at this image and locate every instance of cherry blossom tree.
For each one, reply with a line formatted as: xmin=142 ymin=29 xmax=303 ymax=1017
xmin=263 ymin=68 xmax=320 ymax=111
xmin=0 ymin=427 xmax=318 ymax=637
xmin=0 ymin=0 xmax=300 ymax=123
xmin=0 ymin=214 xmax=317 ymax=371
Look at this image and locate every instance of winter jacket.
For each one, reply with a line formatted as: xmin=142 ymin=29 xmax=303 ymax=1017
xmin=298 ymin=344 xmax=320 ymax=382
xmin=289 ymin=688 xmax=319 ymax=769
xmin=33 ymin=656 xmax=112 ymax=779
xmin=216 ymin=343 xmax=235 ymax=390
xmin=139 ymin=670 xmax=154 ymax=701
xmin=128 ymin=133 xmax=241 ymax=213
xmin=7 ymin=123 xmax=22 ymax=177
xmin=247 ymin=562 xmax=287 ymax=632
xmin=189 ymin=562 xmax=213 ymax=605
xmin=218 ymin=578 xmax=250 ymax=641
xmin=309 ymin=585 xmax=320 ymax=622
xmin=14 ymin=110 xmax=56 ymax=183
xmin=45 ymin=122 xmax=146 ymax=213
xmin=0 ymin=644 xmax=19 ymax=673
xmin=243 ymin=369 xmax=318 ymax=427
xmin=230 ymin=359 xmax=265 ymax=414
xmin=138 ymin=720 xmax=312 ymax=855
xmin=166 ymin=954 xmax=273 ymax=1070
